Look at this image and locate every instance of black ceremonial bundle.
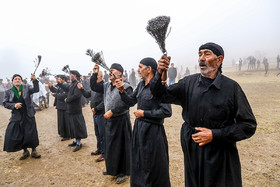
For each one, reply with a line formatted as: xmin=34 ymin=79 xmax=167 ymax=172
xmin=146 ymin=16 xmax=171 ymax=55
xmin=62 ymin=65 xmax=70 ymax=74
xmin=86 ymin=49 xmax=110 ymax=71
xmin=33 ymin=55 xmax=42 ymax=74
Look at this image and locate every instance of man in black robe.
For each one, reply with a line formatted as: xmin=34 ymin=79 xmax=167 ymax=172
xmin=48 ymin=75 xmax=71 ymax=141
xmin=77 ymin=71 xmax=106 ymax=162
xmin=116 ymin=57 xmax=172 ymax=187
xmin=150 ymin=42 xmax=257 ymax=187
xmin=3 ymin=74 xmax=41 ymax=160
xmin=58 ymin=70 xmax=88 ymax=152
xmin=90 ymin=63 xmax=132 ymax=184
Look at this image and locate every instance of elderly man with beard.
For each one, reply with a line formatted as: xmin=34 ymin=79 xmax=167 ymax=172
xmin=150 ymin=42 xmax=257 ymax=187
xmin=90 ymin=63 xmax=132 ymax=184
xmin=3 ymin=74 xmax=41 ymax=160
xmin=115 ymin=57 xmax=172 ymax=187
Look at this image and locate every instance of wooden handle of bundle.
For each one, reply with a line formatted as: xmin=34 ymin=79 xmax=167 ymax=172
xmin=161 ymin=71 xmax=167 ymax=85
xmin=161 ymin=52 xmax=168 ymax=84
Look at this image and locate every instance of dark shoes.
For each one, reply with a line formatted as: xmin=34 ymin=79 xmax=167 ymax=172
xmin=102 ymin=170 xmax=108 ymax=175
xmin=91 ymin=150 xmax=101 ymax=155
xmin=31 ymin=151 xmax=41 ymax=158
xmin=19 ymin=151 xmax=30 ymax=160
xmin=116 ymin=175 xmax=127 ymax=184
xmin=73 ymin=144 xmax=82 ymax=152
xmin=96 ymin=155 xmax=105 ymax=162
xmin=61 ymin=137 xmax=70 ymax=141
xmin=68 ymin=141 xmax=77 ymax=147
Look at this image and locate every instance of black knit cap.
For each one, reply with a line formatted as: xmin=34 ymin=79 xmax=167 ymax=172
xmin=70 ymin=70 xmax=81 ymax=78
xmin=110 ymin=63 xmax=123 ymax=75
xmin=199 ymin=42 xmax=224 ymax=57
xmin=12 ymin=74 xmax=22 ymax=81
xmin=60 ymin=75 xmax=67 ymax=81
xmin=56 ymin=74 xmax=67 ymax=81
xmin=139 ymin=57 xmax=157 ymax=71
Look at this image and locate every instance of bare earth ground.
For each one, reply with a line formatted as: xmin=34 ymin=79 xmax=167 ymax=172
xmin=0 ymin=68 xmax=280 ymax=187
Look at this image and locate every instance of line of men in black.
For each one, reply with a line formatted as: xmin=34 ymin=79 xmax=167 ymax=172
xmin=3 ymin=42 xmax=257 ymax=187
xmin=46 ymin=59 xmax=171 ymax=185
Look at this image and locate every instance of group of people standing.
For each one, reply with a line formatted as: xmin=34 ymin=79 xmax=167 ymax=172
xmin=3 ymin=42 xmax=257 ymax=187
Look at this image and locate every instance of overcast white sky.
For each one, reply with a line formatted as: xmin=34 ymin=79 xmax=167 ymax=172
xmin=0 ymin=0 xmax=279 ymax=79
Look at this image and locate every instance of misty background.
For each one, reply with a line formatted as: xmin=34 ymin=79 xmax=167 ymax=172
xmin=0 ymin=0 xmax=279 ymax=80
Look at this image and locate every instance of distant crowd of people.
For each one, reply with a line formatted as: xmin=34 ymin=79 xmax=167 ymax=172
xmin=233 ymin=55 xmax=280 ymax=76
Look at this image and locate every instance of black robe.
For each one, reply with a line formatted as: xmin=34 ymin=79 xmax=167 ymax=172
xmin=59 ymin=80 xmax=87 ymax=139
xmin=90 ymin=73 xmax=132 ymax=176
xmin=50 ymin=85 xmax=71 ymax=138
xmin=120 ymin=80 xmax=172 ymax=187
xmin=150 ymin=72 xmax=257 ymax=187
xmin=3 ymin=80 xmax=40 ymax=152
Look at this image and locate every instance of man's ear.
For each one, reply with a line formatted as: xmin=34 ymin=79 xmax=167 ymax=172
xmin=217 ymin=56 xmax=223 ymax=66
xmin=148 ymin=66 xmax=152 ymax=73
xmin=117 ymin=71 xmax=122 ymax=78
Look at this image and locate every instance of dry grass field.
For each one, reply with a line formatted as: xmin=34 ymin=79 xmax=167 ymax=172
xmin=0 ymin=67 xmax=280 ymax=186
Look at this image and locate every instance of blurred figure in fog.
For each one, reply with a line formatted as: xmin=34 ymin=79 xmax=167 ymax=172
xmin=184 ymin=67 xmax=190 ymax=77
xmin=104 ymin=70 xmax=109 ymax=83
xmin=168 ymin=63 xmax=177 ymax=85
xmin=238 ymin=58 xmax=242 ymax=71
xmin=263 ymin=57 xmax=269 ymax=76
xmin=129 ymin=68 xmax=136 ymax=88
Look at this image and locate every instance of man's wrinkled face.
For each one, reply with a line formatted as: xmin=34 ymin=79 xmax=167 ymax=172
xmin=13 ymin=76 xmax=22 ymax=87
xmin=138 ymin=63 xmax=149 ymax=80
xmin=198 ymin=49 xmax=222 ymax=78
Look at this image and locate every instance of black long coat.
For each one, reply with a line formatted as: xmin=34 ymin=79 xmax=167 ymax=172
xmin=3 ymin=80 xmax=40 ymax=152
xmin=59 ymin=80 xmax=87 ymax=139
xmin=49 ymin=84 xmax=70 ymax=138
xmin=120 ymin=80 xmax=172 ymax=187
xmin=150 ymin=72 xmax=257 ymax=187
xmin=90 ymin=73 xmax=132 ymax=176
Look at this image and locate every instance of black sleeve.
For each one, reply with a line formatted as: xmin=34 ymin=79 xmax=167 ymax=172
xmin=144 ymin=103 xmax=172 ymax=119
xmin=58 ymin=83 xmax=70 ymax=92
xmin=49 ymin=86 xmax=58 ymax=93
xmin=119 ymin=85 xmax=139 ymax=107
xmin=150 ymin=72 xmax=184 ymax=105
xmin=111 ymin=87 xmax=133 ymax=114
xmin=94 ymin=99 xmax=104 ymax=113
xmin=3 ymin=90 xmax=15 ymax=110
xmin=90 ymin=74 xmax=104 ymax=93
xmin=81 ymin=89 xmax=91 ymax=98
xmin=211 ymin=83 xmax=257 ymax=142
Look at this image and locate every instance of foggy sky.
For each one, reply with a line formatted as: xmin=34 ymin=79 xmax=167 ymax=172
xmin=0 ymin=0 xmax=279 ymax=80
